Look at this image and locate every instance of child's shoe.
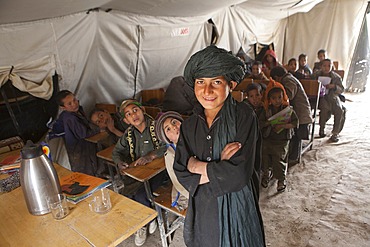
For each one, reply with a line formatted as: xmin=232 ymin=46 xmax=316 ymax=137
xmin=134 ymin=226 xmax=147 ymax=246
xmin=261 ymin=170 xmax=272 ymax=188
xmin=330 ymin=134 xmax=339 ymax=142
xmin=148 ymin=220 xmax=157 ymax=234
xmin=277 ymin=180 xmax=286 ymax=192
xmin=319 ymin=129 xmax=326 ymax=138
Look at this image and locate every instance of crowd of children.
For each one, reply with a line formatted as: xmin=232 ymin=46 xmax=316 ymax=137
xmin=47 ymin=45 xmax=346 ymax=246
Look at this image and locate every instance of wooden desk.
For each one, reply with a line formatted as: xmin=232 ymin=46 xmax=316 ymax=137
xmin=85 ymin=131 xmax=109 ymax=144
xmin=97 ymin=145 xmax=166 ymax=205
xmin=96 ymin=145 xmax=123 ymax=193
xmin=0 ymin=164 xmax=157 ymax=247
xmin=97 ymin=144 xmax=114 ymax=163
xmin=124 ymin=157 xmax=165 ymax=206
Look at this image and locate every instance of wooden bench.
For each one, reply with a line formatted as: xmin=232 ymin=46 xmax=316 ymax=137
xmin=231 ymin=90 xmax=245 ymax=102
xmin=234 ymin=78 xmax=269 ymax=92
xmin=140 ymin=88 xmax=165 ymax=107
xmin=154 ymin=183 xmax=187 ymax=247
xmin=333 ymin=69 xmax=344 ymax=79
xmin=95 ymin=103 xmax=117 ymax=114
xmin=143 ymin=106 xmax=162 ymax=119
xmin=299 ymin=79 xmax=321 ymax=154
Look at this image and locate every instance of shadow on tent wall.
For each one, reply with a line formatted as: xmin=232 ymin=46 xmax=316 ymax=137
xmin=0 ymin=74 xmax=60 ymax=143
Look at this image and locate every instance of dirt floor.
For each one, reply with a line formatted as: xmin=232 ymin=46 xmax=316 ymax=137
xmin=120 ymin=90 xmax=370 ymax=247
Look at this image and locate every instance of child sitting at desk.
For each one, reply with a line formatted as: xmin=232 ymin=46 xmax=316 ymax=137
xmin=155 ymin=111 xmax=189 ymax=211
xmin=259 ymin=80 xmax=299 ymax=192
xmin=112 ymin=99 xmax=167 ymax=246
xmin=296 ymin=53 xmax=313 ymax=79
xmin=247 ymin=61 xmax=268 ymax=80
xmin=313 ymin=59 xmax=346 ymax=142
xmin=51 ymin=90 xmax=102 ymax=176
xmin=90 ymin=108 xmax=128 ymax=147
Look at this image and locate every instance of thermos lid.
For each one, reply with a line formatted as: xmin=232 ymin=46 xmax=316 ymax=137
xmin=21 ymin=140 xmax=44 ymax=159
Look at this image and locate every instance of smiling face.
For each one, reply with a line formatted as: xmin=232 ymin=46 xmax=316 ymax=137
xmin=91 ymin=110 xmax=111 ymax=129
xmin=163 ymin=117 xmax=182 ymax=144
xmin=252 ymin=64 xmax=261 ymax=75
xmin=247 ymin=89 xmax=262 ymax=108
xmin=123 ymin=104 xmax=145 ymax=130
xmin=61 ymin=94 xmax=79 ymax=113
xmin=288 ymin=60 xmax=297 ymax=72
xmin=321 ymin=60 xmax=332 ymax=75
xmin=194 ymin=76 xmax=236 ymax=116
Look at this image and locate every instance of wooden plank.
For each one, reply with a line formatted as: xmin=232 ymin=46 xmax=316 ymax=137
xmin=85 ymin=131 xmax=109 ymax=144
xmin=97 ymin=145 xmax=114 ymax=163
xmin=123 ymin=157 xmax=165 ymax=183
xmin=0 ymin=164 xmax=157 ymax=247
xmin=140 ymin=88 xmax=165 ymax=106
xmin=95 ymin=103 xmax=117 ymax=114
xmin=154 ymin=184 xmax=186 ymax=218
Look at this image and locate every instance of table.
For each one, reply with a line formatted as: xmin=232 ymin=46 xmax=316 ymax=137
xmin=0 ymin=163 xmax=157 ymax=247
xmin=85 ymin=131 xmax=109 ymax=145
xmin=85 ymin=132 xmax=117 ymax=190
xmin=96 ymin=145 xmax=123 ymax=192
xmin=97 ymin=145 xmax=166 ymax=205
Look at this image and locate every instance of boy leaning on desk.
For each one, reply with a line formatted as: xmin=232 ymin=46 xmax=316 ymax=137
xmin=111 ymin=99 xmax=168 ymax=247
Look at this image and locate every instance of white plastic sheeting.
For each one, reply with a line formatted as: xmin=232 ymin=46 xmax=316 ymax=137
xmin=0 ymin=55 xmax=55 ymax=100
xmin=0 ymin=0 xmax=368 ymax=110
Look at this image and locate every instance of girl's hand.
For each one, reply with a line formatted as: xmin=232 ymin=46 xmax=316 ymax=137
xmin=221 ymin=142 xmax=241 ymax=160
xmin=106 ymin=117 xmax=115 ymax=132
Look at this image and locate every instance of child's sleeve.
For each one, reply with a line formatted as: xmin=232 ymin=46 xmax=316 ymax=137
xmin=112 ymin=135 xmax=131 ymax=164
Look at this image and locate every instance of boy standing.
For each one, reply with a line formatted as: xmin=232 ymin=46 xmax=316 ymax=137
xmin=259 ymin=80 xmax=299 ymax=192
xmin=112 ymin=99 xmax=167 ymax=246
xmin=53 ymin=90 xmax=101 ymax=176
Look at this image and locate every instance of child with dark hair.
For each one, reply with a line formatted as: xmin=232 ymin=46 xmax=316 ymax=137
xmin=52 ymin=90 xmax=101 ymax=176
xmin=247 ymin=61 xmax=268 ymax=80
xmin=174 ymin=45 xmax=265 ymax=247
xmin=270 ymin=66 xmax=312 ymax=163
xmin=313 ymin=59 xmax=346 ymax=142
xmin=112 ymin=99 xmax=167 ymax=246
xmin=259 ymin=79 xmax=299 ymax=192
xmin=313 ymin=49 xmax=327 ymax=73
xmin=296 ymin=53 xmax=312 ymax=79
xmin=287 ymin=58 xmax=298 ymax=74
xmin=90 ymin=108 xmax=128 ymax=147
xmin=244 ymin=82 xmax=265 ymax=117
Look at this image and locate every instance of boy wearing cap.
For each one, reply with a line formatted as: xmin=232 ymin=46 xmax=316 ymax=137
xmin=112 ymin=99 xmax=167 ymax=246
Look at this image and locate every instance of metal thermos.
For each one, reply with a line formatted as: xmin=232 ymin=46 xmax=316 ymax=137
xmin=20 ymin=140 xmax=61 ymax=215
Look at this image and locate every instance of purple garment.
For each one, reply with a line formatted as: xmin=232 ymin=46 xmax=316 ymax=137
xmin=54 ymin=107 xmax=100 ymax=175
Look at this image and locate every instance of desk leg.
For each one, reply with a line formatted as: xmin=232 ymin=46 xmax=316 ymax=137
xmin=155 ymin=204 xmax=169 ymax=247
xmin=143 ymin=181 xmax=155 ymax=208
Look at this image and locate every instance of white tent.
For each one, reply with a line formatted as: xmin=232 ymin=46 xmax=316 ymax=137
xmin=0 ymin=0 xmax=367 ymax=110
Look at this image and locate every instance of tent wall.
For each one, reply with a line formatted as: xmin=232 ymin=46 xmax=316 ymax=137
xmin=0 ymin=12 xmax=212 ymax=111
xmin=283 ymin=0 xmax=367 ymax=77
xmin=0 ymin=0 xmax=368 ymax=113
